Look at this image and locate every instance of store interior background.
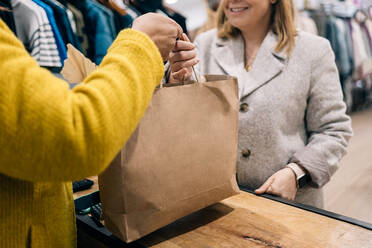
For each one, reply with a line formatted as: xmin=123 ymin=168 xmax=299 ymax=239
xmin=4 ymin=0 xmax=370 ymax=225
xmin=165 ymin=0 xmax=372 ymax=224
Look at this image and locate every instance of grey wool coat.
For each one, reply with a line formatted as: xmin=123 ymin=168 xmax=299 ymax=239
xmin=193 ymin=29 xmax=353 ymax=208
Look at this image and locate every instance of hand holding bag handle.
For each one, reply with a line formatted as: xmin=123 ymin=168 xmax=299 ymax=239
xmin=164 ymin=33 xmax=199 ymax=86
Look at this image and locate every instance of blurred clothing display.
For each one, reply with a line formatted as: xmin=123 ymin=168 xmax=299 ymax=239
xmin=12 ymin=0 xmax=63 ymax=67
xmin=295 ymin=1 xmax=372 ymax=111
xmin=297 ymin=11 xmax=318 ymax=35
xmin=6 ymin=0 xmax=188 ymax=66
xmin=0 ymin=0 xmax=16 ymax=33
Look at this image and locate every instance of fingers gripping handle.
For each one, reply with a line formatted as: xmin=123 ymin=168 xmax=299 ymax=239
xmin=162 ymin=34 xmax=199 ymax=87
xmin=180 ymin=33 xmax=200 ymax=83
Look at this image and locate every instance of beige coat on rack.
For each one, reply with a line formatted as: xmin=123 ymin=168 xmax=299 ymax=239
xmin=193 ymin=29 xmax=352 ymax=208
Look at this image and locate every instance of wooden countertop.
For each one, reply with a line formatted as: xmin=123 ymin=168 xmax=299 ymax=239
xmin=138 ymin=193 xmax=372 ymax=248
xmin=74 ymin=178 xmax=372 ymax=248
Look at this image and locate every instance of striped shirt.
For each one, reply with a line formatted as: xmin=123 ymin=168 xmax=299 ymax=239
xmin=12 ymin=0 xmax=62 ymax=67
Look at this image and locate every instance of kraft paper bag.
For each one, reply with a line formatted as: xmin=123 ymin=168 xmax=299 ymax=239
xmin=60 ymin=45 xmax=240 ymax=243
xmin=61 ymin=44 xmax=97 ymax=83
xmin=99 ymin=75 xmax=240 ymax=242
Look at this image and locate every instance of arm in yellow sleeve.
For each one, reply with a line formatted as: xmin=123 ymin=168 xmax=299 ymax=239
xmin=0 ymin=20 xmax=164 ymax=182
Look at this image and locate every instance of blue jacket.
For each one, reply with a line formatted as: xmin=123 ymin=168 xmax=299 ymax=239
xmin=40 ymin=0 xmax=81 ymax=51
xmin=81 ymin=0 xmax=117 ymax=64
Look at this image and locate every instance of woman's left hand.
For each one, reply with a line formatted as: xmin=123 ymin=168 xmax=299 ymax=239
xmin=168 ymin=34 xmax=199 ymax=83
xmin=255 ymin=168 xmax=298 ymax=201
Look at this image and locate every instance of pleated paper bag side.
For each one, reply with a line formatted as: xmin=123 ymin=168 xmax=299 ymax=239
xmin=99 ymin=151 xmax=132 ymax=242
xmin=61 ymin=44 xmax=97 ymax=83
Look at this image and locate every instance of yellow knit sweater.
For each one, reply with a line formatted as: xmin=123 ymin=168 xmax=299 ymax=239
xmin=0 ymin=19 xmax=164 ymax=247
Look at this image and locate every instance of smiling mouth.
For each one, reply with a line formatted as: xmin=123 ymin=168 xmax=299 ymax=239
xmin=230 ymin=7 xmax=249 ymax=13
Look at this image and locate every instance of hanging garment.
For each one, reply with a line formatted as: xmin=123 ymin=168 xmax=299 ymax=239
xmin=66 ymin=6 xmax=77 ymax=34
xmin=309 ymin=9 xmax=327 ymax=37
xmin=99 ymin=0 xmax=134 ymax=32
xmin=365 ymin=19 xmax=372 ymax=41
xmin=12 ymin=0 xmax=62 ymax=67
xmin=32 ymin=0 xmax=67 ymax=64
xmin=39 ymin=0 xmax=81 ymax=51
xmin=326 ymin=16 xmax=353 ymax=78
xmin=113 ymin=11 xmax=133 ymax=33
xmin=0 ymin=0 xmax=16 ymax=34
xmin=66 ymin=3 xmax=89 ymax=55
xmin=122 ymin=2 xmax=141 ymax=19
xmin=98 ymin=0 xmax=125 ymax=15
xmin=93 ymin=1 xmax=117 ymax=36
xmin=360 ymin=23 xmax=372 ymax=56
xmin=81 ymin=0 xmax=117 ymax=64
xmin=112 ymin=0 xmax=140 ymax=19
xmin=130 ymin=0 xmax=162 ymax=13
xmin=350 ymin=19 xmax=369 ymax=69
xmin=335 ymin=18 xmax=354 ymax=77
xmin=343 ymin=19 xmax=355 ymax=70
xmin=297 ymin=11 xmax=318 ymax=35
xmin=130 ymin=0 xmax=188 ymax=34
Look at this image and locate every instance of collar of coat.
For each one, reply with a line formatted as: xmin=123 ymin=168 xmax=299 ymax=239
xmin=213 ymin=30 xmax=288 ymax=98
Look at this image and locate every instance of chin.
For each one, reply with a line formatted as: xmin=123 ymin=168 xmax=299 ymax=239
xmin=227 ymin=21 xmax=247 ymax=31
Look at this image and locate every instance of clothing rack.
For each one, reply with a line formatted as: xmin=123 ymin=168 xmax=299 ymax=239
xmin=296 ymin=0 xmax=372 ymax=111
xmin=0 ymin=0 xmax=188 ymax=69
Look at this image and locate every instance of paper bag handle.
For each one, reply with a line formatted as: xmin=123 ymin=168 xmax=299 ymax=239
xmin=161 ymin=65 xmax=199 ymax=88
xmin=192 ymin=66 xmax=200 ymax=83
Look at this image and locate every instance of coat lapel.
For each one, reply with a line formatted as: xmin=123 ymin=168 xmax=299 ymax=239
xmin=213 ymin=34 xmax=245 ymax=76
xmin=213 ymin=31 xmax=288 ymax=99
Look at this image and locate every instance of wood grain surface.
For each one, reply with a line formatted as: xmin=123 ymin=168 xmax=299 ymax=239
xmin=74 ymin=178 xmax=372 ymax=248
xmin=137 ymin=192 xmax=372 ymax=248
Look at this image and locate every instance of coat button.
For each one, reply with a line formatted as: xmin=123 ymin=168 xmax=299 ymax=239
xmin=240 ymin=103 xmax=249 ymax=112
xmin=242 ymin=149 xmax=251 ymax=158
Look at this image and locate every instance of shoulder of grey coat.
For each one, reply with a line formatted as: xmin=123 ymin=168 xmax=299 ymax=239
xmin=293 ymin=30 xmax=335 ymax=64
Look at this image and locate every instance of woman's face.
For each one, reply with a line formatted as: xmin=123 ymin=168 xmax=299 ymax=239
xmin=223 ymin=0 xmax=274 ymax=31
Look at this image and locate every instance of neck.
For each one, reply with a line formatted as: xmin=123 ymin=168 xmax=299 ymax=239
xmin=241 ymin=24 xmax=270 ymax=54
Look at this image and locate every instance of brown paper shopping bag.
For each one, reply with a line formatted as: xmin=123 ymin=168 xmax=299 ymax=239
xmin=99 ymin=75 xmax=240 ymax=242
xmin=60 ymin=45 xmax=240 ymax=243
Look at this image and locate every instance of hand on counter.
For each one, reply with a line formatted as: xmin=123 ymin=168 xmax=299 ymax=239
xmin=255 ymin=168 xmax=297 ymax=201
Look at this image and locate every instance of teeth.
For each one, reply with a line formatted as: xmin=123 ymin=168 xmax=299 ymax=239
xmin=231 ymin=7 xmax=248 ymax=12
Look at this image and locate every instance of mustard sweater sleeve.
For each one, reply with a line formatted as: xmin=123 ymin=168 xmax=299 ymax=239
xmin=0 ymin=20 xmax=164 ymax=182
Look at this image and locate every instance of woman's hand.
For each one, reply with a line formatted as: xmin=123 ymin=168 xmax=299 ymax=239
xmin=168 ymin=34 xmax=199 ymax=83
xmin=255 ymin=168 xmax=298 ymax=201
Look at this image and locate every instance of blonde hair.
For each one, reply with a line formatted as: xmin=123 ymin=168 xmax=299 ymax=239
xmin=217 ymin=0 xmax=297 ymax=55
